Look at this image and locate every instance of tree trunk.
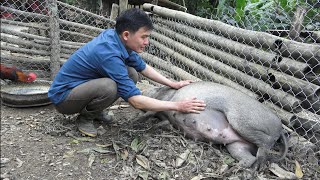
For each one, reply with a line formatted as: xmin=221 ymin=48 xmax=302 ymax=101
xmin=289 ymin=6 xmax=307 ymax=42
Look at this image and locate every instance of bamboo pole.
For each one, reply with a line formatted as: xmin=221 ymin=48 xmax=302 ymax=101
xmin=58 ymin=19 xmax=103 ymax=33
xmin=1 ymin=54 xmax=49 ymax=68
xmin=140 ymin=52 xmax=201 ymax=81
xmin=149 ymin=38 xmax=301 ymax=112
xmin=1 ymin=45 xmax=50 ymax=56
xmin=156 ymin=0 xmax=187 ymax=12
xmin=1 ymin=54 xmax=66 ymax=67
xmin=1 ymin=19 xmax=48 ymax=30
xmin=1 ymin=34 xmax=49 ymax=50
xmin=1 ymin=27 xmax=83 ymax=48
xmin=48 ymin=0 xmax=61 ymax=80
xmin=0 ymin=9 xmax=103 ymax=36
xmin=143 ymin=3 xmax=320 ymax=65
xmin=34 ymin=39 xmax=80 ymax=50
xmin=1 ymin=26 xmax=48 ymax=40
xmin=129 ymin=0 xmax=187 ymax=11
xmin=153 ymin=21 xmax=310 ymax=78
xmin=301 ymin=98 xmax=320 ymax=115
xmin=263 ymin=101 xmax=295 ymax=126
xmin=295 ymin=110 xmax=320 ymax=132
xmin=0 ymin=5 xmax=48 ymax=22
xmin=150 ymin=40 xmax=260 ymax=100
xmin=268 ymin=70 xmax=320 ymax=100
xmin=60 ymin=29 xmax=95 ymax=41
xmin=152 ymin=31 xmax=320 ymax=101
xmin=57 ymin=1 xmax=115 ymax=25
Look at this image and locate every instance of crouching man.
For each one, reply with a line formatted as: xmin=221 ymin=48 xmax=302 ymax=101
xmin=48 ymin=8 xmax=206 ymax=137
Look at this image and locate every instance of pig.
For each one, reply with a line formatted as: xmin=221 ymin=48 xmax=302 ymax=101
xmin=142 ymin=81 xmax=288 ymax=168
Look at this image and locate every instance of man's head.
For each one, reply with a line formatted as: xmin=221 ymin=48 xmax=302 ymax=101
xmin=115 ymin=8 xmax=153 ymax=35
xmin=116 ymin=8 xmax=153 ymax=53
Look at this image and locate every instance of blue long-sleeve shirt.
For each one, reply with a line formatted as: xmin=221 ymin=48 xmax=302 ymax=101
xmin=48 ymin=29 xmax=146 ymax=105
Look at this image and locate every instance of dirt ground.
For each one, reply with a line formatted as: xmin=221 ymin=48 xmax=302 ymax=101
xmin=1 ymin=83 xmax=319 ymax=180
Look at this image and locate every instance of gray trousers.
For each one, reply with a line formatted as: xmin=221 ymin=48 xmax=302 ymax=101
xmin=55 ymin=67 xmax=139 ymax=115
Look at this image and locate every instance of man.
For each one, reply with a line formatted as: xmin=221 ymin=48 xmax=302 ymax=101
xmin=48 ymin=8 xmax=206 ymax=137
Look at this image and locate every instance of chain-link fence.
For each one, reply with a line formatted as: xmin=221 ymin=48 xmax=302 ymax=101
xmin=1 ymin=0 xmax=319 ymax=178
xmin=1 ymin=0 xmax=114 ymax=79
xmin=142 ymin=3 xmax=319 ymax=177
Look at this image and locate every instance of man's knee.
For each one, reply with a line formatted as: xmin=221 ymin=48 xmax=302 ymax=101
xmin=127 ymin=67 xmax=139 ymax=84
xmin=95 ymin=78 xmax=117 ymax=95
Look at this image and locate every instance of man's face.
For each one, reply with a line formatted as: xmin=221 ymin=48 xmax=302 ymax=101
xmin=122 ymin=27 xmax=151 ymax=53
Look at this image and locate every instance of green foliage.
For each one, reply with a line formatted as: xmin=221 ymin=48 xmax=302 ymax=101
xmin=242 ymin=0 xmax=292 ymax=31
xmin=174 ymin=0 xmax=319 ymax=31
xmin=194 ymin=0 xmax=215 ymax=18
xmin=235 ymin=0 xmax=246 ymax=22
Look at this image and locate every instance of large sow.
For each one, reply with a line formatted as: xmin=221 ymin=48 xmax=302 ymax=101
xmin=143 ymin=81 xmax=287 ymax=168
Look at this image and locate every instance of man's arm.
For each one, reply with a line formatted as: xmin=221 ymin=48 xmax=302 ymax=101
xmin=128 ymin=95 xmax=206 ymax=113
xmin=140 ymin=64 xmax=192 ymax=89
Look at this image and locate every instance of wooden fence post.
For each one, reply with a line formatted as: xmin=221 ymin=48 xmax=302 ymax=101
xmin=110 ymin=3 xmax=119 ymax=21
xmin=119 ymin=0 xmax=128 ymax=14
xmin=47 ymin=0 xmax=61 ymax=80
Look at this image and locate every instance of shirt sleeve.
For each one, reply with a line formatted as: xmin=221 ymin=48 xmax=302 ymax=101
xmin=100 ymin=56 xmax=142 ymax=102
xmin=126 ymin=52 xmax=146 ymax=72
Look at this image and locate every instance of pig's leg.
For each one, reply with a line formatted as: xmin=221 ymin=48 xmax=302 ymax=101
xmin=226 ymin=142 xmax=257 ymax=168
xmin=252 ymin=147 xmax=267 ymax=171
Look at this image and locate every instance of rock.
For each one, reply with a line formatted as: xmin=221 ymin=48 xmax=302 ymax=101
xmin=0 ymin=158 xmax=10 ymax=164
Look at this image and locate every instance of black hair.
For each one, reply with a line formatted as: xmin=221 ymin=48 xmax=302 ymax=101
xmin=115 ymin=8 xmax=153 ymax=34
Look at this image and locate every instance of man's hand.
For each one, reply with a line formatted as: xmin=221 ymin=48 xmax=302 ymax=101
xmin=171 ymin=80 xmax=194 ymax=89
xmin=176 ymin=97 xmax=206 ymax=113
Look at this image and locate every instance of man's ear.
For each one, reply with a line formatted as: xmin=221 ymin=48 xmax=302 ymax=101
xmin=122 ymin=30 xmax=130 ymax=41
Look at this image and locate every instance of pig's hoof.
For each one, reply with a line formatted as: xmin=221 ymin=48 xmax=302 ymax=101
xmin=253 ymin=147 xmax=268 ymax=171
xmin=252 ymin=157 xmax=268 ymax=171
xmin=238 ymin=158 xmax=256 ymax=168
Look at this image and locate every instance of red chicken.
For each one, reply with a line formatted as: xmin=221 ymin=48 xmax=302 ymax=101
xmin=0 ymin=64 xmax=37 ymax=83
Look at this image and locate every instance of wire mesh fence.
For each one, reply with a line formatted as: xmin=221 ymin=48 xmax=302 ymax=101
xmin=1 ymin=0 xmax=113 ymax=79
xmin=0 ymin=0 xmax=319 ymax=178
xmin=143 ymin=3 xmax=319 ymax=177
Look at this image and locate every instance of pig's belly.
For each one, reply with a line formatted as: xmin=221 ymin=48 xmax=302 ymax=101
xmin=172 ymin=109 xmax=244 ymax=145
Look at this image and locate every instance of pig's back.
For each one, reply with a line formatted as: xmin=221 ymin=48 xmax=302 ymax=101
xmin=172 ymin=81 xmax=282 ymax=147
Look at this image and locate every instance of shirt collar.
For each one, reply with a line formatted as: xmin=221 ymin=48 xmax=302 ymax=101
xmin=113 ymin=29 xmax=130 ymax=59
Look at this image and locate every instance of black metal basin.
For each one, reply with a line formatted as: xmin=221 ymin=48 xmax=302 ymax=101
xmin=1 ymin=80 xmax=52 ymax=107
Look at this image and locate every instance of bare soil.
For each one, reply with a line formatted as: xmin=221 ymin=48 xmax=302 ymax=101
xmin=1 ymin=87 xmax=319 ymax=179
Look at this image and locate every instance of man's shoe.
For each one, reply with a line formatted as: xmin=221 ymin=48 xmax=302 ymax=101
xmin=94 ymin=111 xmax=113 ymax=124
xmin=76 ymin=114 xmax=97 ymax=137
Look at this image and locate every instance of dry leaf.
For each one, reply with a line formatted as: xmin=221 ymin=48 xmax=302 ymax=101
xmin=88 ymin=153 xmax=95 ymax=168
xmin=74 ymin=137 xmax=96 ymax=142
xmin=96 ymin=143 xmax=112 ymax=148
xmin=190 ymin=175 xmax=205 ymax=180
xmin=93 ymin=147 xmax=112 ymax=154
xmin=269 ymin=163 xmax=296 ymax=179
xmin=63 ymin=150 xmax=76 ymax=158
xmin=158 ymin=171 xmax=170 ymax=180
xmin=131 ymin=138 xmax=145 ymax=153
xmin=16 ymin=158 xmax=23 ymax=168
xmin=295 ymin=160 xmax=303 ymax=178
xmin=131 ymin=138 xmax=139 ymax=152
xmin=121 ymin=149 xmax=129 ymax=160
xmin=113 ymin=141 xmax=121 ymax=160
xmin=175 ymin=149 xmax=190 ymax=168
xmin=136 ymin=155 xmax=150 ymax=170
xmin=138 ymin=171 xmax=149 ymax=180
xmin=109 ymin=105 xmax=130 ymax=110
